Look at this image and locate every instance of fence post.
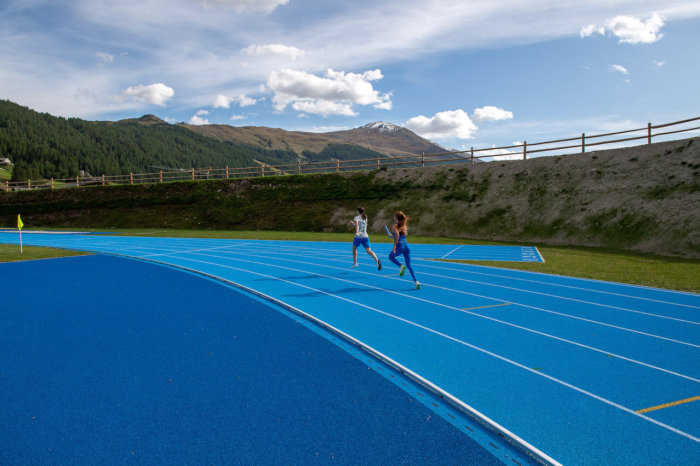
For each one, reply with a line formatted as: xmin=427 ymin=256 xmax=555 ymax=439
xmin=297 ymin=160 xmax=301 ymax=175
xmin=648 ymin=122 xmax=652 ymax=144
xmin=50 ymin=178 xmax=53 ymax=189
xmin=28 ymin=179 xmax=31 ymax=190
xmin=130 ymin=172 xmax=133 ymax=185
xmin=226 ymin=166 xmax=229 ymax=179
xmin=470 ymin=147 xmax=474 ymax=164
xmin=421 ymin=152 xmax=425 ymax=168
xmin=5 ymin=180 xmax=8 ymax=192
xmin=159 ymin=170 xmax=162 ymax=183
xmin=582 ymin=133 xmax=586 ymax=153
xmin=76 ymin=176 xmax=79 ymax=187
xmin=191 ymin=168 xmax=195 ymax=181
xmin=523 ymin=141 xmax=527 ymax=160
xmin=336 ymin=160 xmax=340 ymax=172
xmin=261 ymin=163 xmax=264 ymax=177
xmin=376 ymin=158 xmax=380 ymax=170
xmin=102 ymin=174 xmax=105 ymax=186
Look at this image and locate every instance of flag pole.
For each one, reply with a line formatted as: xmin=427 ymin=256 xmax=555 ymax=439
xmin=17 ymin=214 xmax=23 ymax=254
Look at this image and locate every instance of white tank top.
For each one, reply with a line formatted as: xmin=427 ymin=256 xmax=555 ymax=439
xmin=354 ymin=215 xmax=368 ymax=238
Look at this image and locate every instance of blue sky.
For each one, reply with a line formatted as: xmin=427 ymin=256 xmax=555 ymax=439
xmin=1 ymin=0 xmax=699 ymax=150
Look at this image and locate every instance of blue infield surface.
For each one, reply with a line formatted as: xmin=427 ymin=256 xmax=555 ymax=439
xmin=1 ymin=231 xmax=699 ymax=465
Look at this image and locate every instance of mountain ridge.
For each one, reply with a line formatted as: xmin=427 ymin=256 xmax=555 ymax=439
xmin=181 ymin=120 xmax=446 ymax=159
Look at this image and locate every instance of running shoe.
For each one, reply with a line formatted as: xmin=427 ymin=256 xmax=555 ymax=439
xmin=415 ymin=281 xmax=421 ymax=290
xmin=399 ymin=265 xmax=406 ymax=277
xmin=351 ymin=263 xmax=358 ymax=268
xmin=377 ymin=260 xmax=382 ymax=271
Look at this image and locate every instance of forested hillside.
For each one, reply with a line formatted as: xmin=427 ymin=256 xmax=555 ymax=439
xmin=0 ymin=100 xmax=301 ymax=181
xmin=301 ymin=143 xmax=387 ymax=162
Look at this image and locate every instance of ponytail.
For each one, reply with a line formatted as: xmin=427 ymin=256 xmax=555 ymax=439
xmin=395 ymin=211 xmax=409 ymax=234
xmin=358 ymin=207 xmax=367 ymax=221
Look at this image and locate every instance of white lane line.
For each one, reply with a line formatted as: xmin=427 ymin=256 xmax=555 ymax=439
xmin=245 ymin=241 xmax=699 ymax=311
xmin=414 ymin=268 xmax=700 ymax=325
xmin=138 ymin=242 xmax=252 ymax=258
xmin=173 ymin=249 xmax=700 ymax=383
xmin=441 ymin=245 xmax=464 ymax=259
xmin=127 ymin=250 xmax=700 ymax=444
xmin=130 ymin=254 xmax=562 ymax=466
xmin=11 ymin=236 xmax=700 ymax=343
xmin=225 ymin=246 xmax=700 ymax=332
xmin=418 ymin=259 xmax=700 ymax=310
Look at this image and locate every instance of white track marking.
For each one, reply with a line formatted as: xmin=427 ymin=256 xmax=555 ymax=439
xmin=417 ymin=259 xmax=700 ymax=310
xmin=126 ymin=250 xmax=700 ymax=444
xmin=138 ymin=242 xmax=252 ymax=258
xmin=166 ymin=249 xmax=700 ymax=382
xmin=228 ymin=244 xmax=700 ymax=332
xmin=413 ymin=267 xmax=699 ymax=325
xmin=441 ymin=244 xmax=464 ymax=259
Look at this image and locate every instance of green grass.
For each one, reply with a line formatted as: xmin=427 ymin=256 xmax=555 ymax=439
xmin=1 ymin=228 xmax=697 ymax=292
xmin=96 ymin=228 xmax=498 ymax=245
xmin=0 ymin=243 xmax=88 ymax=262
xmin=444 ymin=245 xmax=700 ymax=293
xmin=0 ymin=165 xmax=12 ymax=181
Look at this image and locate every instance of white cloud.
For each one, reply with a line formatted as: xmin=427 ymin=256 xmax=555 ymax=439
xmin=213 ymin=94 xmax=257 ymax=108
xmin=610 ymin=64 xmax=629 ymax=74
xmin=292 ymin=100 xmax=356 ymax=117
xmin=606 ymin=13 xmax=665 ymax=44
xmin=189 ymin=114 xmax=210 ymax=125
xmin=194 ymin=0 xmax=288 ymax=13
xmin=196 ymin=109 xmax=209 ymax=115
xmin=653 ymin=60 xmax=666 ymax=68
xmin=230 ymin=114 xmax=245 ymax=121
xmin=579 ymin=24 xmax=605 ymax=38
xmin=213 ymin=94 xmax=230 ymax=108
xmin=242 ymin=44 xmax=306 ymax=60
xmin=236 ymin=94 xmax=257 ymax=107
xmin=266 ymin=68 xmax=391 ymax=116
xmin=478 ymin=145 xmax=523 ymax=162
xmin=473 ymin=106 xmax=513 ymax=122
xmin=122 ymin=83 xmax=174 ymax=106
xmin=96 ymin=52 xmax=114 ymax=64
xmin=583 ymin=13 xmax=665 ymax=44
xmin=404 ymin=109 xmax=478 ymax=140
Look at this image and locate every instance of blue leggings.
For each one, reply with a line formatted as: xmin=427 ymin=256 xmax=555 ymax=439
xmin=389 ymin=242 xmax=417 ymax=281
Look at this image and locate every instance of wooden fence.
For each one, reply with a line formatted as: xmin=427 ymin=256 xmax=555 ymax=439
xmin=3 ymin=116 xmax=699 ymax=192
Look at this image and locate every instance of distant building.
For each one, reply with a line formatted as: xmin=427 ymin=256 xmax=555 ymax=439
xmin=0 ymin=158 xmax=11 ymax=165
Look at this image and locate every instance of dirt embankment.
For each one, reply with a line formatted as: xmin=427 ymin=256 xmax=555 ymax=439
xmin=1 ymin=138 xmax=698 ymax=258
xmin=361 ymin=137 xmax=699 ymax=258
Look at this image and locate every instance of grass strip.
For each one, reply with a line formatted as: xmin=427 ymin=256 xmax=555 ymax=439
xmin=0 ymin=244 xmax=88 ymax=263
xmin=441 ymin=245 xmax=699 ymax=293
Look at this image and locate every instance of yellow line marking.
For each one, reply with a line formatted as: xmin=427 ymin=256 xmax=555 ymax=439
xmin=636 ymin=395 xmax=700 ymax=414
xmin=461 ymin=303 xmax=512 ymax=311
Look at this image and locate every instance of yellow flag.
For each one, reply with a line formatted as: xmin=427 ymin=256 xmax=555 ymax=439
xmin=17 ymin=214 xmax=23 ymax=230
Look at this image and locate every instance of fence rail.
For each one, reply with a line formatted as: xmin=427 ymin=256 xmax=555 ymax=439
xmin=3 ymin=116 xmax=699 ymax=192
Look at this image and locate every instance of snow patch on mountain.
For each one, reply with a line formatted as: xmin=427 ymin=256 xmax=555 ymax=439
xmin=362 ymin=121 xmax=402 ymax=133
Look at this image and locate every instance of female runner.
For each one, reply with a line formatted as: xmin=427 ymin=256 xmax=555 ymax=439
xmin=388 ymin=211 xmax=420 ymax=289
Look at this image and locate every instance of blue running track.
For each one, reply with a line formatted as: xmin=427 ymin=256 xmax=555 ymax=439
xmin=1 ymin=254 xmax=506 ymax=465
xmin=1 ymin=231 xmax=698 ymax=465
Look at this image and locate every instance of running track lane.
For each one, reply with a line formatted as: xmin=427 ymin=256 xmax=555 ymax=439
xmin=1 ymin=232 xmax=699 ymax=465
xmin=0 ymin=254 xmax=505 ymax=465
